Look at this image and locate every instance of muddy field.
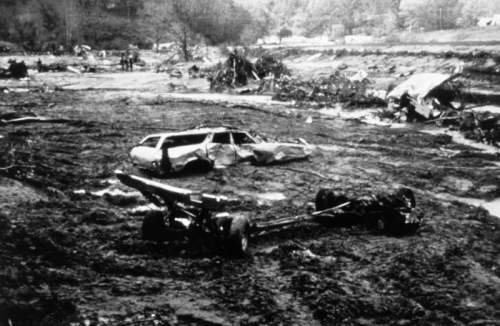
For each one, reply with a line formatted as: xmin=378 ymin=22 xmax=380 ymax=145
xmin=0 ymin=80 xmax=499 ymax=326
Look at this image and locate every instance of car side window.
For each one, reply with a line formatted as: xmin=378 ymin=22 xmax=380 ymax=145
xmin=162 ymin=134 xmax=207 ymax=148
xmin=212 ymin=132 xmax=231 ymax=144
xmin=140 ymin=136 xmax=161 ymax=148
xmin=233 ymin=132 xmax=255 ymax=145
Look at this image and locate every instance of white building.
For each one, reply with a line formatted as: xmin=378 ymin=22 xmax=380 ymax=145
xmin=478 ymin=14 xmax=500 ymax=27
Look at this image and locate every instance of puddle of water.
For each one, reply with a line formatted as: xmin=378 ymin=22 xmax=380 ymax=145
xmin=317 ymin=105 xmax=499 ymax=154
xmin=421 ymin=128 xmax=500 ymax=154
xmin=318 ymin=106 xmax=409 ymax=129
xmin=483 ymin=199 xmax=500 ymax=218
xmin=91 ymin=187 xmax=141 ymax=198
xmin=128 ymin=203 xmax=162 ymax=215
xmin=435 ymin=193 xmax=500 ymax=218
xmin=257 ymin=192 xmax=287 ymax=202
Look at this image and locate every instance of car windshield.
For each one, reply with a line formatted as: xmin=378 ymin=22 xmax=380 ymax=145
xmin=140 ymin=136 xmax=161 ymax=148
xmin=162 ymin=134 xmax=207 ymax=148
xmin=233 ymin=132 xmax=256 ymax=145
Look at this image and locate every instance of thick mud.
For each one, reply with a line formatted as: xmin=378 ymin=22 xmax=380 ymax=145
xmin=1 ymin=89 xmax=499 ymax=325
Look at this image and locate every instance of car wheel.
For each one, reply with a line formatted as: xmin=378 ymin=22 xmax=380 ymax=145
xmin=315 ymin=188 xmax=330 ymax=211
xmin=227 ymin=216 xmax=250 ymax=256
xmin=396 ymin=187 xmax=416 ymax=208
xmin=142 ymin=211 xmax=166 ymax=241
xmin=185 ymin=159 xmax=214 ymax=173
xmin=152 ymin=161 xmax=166 ymax=177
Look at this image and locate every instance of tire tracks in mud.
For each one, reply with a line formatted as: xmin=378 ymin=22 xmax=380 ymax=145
xmin=250 ymin=255 xmax=322 ymax=326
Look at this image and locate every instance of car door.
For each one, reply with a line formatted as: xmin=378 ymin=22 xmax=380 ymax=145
xmin=232 ymin=131 xmax=258 ymax=162
xmin=206 ymin=131 xmax=237 ymax=167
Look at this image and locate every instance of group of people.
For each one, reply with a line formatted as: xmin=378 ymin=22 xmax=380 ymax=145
xmin=120 ymin=52 xmax=135 ymax=71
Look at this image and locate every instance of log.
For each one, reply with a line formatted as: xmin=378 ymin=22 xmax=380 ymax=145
xmin=0 ymin=116 xmax=72 ymax=125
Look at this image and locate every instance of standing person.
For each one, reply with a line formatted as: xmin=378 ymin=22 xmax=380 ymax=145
xmin=128 ymin=52 xmax=134 ymax=71
xmin=120 ymin=53 xmax=127 ymax=71
xmin=125 ymin=49 xmax=130 ymax=71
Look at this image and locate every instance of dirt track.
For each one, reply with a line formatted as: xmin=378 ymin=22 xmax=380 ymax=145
xmin=1 ymin=75 xmax=500 ymax=326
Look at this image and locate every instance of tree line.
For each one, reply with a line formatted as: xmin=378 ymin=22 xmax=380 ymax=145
xmin=1 ymin=0 xmax=499 ymax=53
xmin=261 ymin=0 xmax=500 ymax=38
xmin=0 ymin=0 xmax=266 ymax=53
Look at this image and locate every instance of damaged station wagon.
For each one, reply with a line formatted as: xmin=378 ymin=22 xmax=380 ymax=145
xmin=130 ymin=126 xmax=312 ymax=175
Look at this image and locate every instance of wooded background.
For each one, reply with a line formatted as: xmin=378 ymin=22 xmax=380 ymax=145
xmin=1 ymin=0 xmax=500 ymax=52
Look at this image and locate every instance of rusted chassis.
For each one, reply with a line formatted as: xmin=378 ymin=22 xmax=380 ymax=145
xmin=116 ymin=172 xmax=421 ymax=255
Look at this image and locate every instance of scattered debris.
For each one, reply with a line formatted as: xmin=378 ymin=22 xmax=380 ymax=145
xmin=314 ymin=187 xmax=421 ymax=234
xmin=188 ymin=65 xmax=205 ymax=78
xmin=387 ymin=73 xmax=459 ymax=121
xmin=385 ymin=73 xmax=499 ymax=146
xmin=254 ymin=54 xmax=290 ymax=79
xmin=208 ymin=51 xmax=289 ymax=92
xmin=116 ymin=169 xmax=421 ymax=256
xmin=36 ymin=59 xmax=67 ymax=72
xmin=208 ymin=50 xmax=256 ymax=91
xmin=273 ymin=72 xmax=386 ymax=107
xmin=0 ymin=60 xmax=28 ymax=79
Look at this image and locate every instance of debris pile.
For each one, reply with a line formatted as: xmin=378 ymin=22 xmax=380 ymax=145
xmin=208 ymin=51 xmax=290 ymax=92
xmin=458 ymin=111 xmax=500 ymax=145
xmin=386 ymin=73 xmax=460 ymax=122
xmin=254 ymin=54 xmax=290 ymax=79
xmin=208 ymin=50 xmax=256 ymax=91
xmin=36 ymin=59 xmax=67 ymax=72
xmin=0 ymin=59 xmax=28 ymax=78
xmin=385 ymin=73 xmax=500 ymax=146
xmin=272 ymin=72 xmax=386 ymax=107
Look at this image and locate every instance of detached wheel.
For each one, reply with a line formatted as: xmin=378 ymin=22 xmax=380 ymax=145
xmin=227 ymin=216 xmax=250 ymax=256
xmin=315 ymin=188 xmax=330 ymax=211
xmin=142 ymin=211 xmax=166 ymax=241
xmin=396 ymin=188 xmax=416 ymax=208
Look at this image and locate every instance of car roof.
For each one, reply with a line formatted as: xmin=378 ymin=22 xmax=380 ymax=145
xmin=145 ymin=127 xmax=246 ymax=139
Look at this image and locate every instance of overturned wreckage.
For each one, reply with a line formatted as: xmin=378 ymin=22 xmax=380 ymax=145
xmin=386 ymin=73 xmax=500 ymax=145
xmin=387 ymin=73 xmax=459 ymax=121
xmin=116 ymin=171 xmax=422 ymax=255
xmin=130 ymin=126 xmax=312 ymax=175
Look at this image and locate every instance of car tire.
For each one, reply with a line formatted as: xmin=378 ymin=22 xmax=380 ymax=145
xmin=152 ymin=161 xmax=166 ymax=177
xmin=315 ymin=188 xmax=330 ymax=211
xmin=142 ymin=211 xmax=166 ymax=241
xmin=396 ymin=187 xmax=416 ymax=208
xmin=227 ymin=216 xmax=250 ymax=256
xmin=185 ymin=159 xmax=213 ymax=173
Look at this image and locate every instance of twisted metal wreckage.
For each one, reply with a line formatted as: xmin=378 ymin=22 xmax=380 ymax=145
xmin=116 ymin=171 xmax=422 ymax=255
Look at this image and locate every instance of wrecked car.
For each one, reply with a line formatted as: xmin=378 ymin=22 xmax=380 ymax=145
xmin=129 ymin=126 xmax=312 ymax=175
